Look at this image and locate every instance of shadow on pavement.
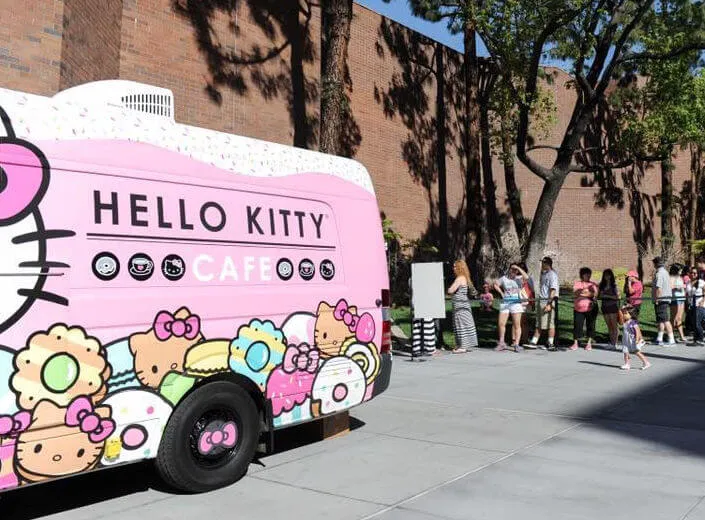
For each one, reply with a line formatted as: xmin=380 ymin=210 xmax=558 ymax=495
xmin=577 ymin=350 xmax=705 ymax=458
xmin=1 ymin=462 xmax=162 ymax=520
xmin=1 ymin=415 xmax=367 ymax=520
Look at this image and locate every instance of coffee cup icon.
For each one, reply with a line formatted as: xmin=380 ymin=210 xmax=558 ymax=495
xmin=128 ymin=254 xmax=154 ymax=280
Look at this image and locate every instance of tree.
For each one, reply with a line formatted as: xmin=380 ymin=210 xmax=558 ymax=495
xmin=320 ymin=0 xmax=353 ymax=155
xmin=478 ymin=0 xmax=705 ymax=272
xmin=489 ymin=72 xmax=557 ymax=254
xmin=617 ymin=3 xmax=705 ymax=256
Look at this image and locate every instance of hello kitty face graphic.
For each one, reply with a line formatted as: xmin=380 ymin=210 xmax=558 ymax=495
xmin=0 ymin=107 xmax=75 ymax=334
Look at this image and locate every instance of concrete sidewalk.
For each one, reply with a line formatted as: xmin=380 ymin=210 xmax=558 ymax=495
xmin=4 ymin=343 xmax=705 ymax=520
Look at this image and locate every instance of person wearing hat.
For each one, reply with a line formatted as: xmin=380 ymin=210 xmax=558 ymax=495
xmin=623 ymin=269 xmax=643 ymax=321
xmin=652 ymin=256 xmax=676 ymax=346
xmin=529 ymin=256 xmax=559 ymax=351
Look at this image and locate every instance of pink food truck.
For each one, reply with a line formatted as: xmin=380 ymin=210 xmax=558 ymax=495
xmin=0 ymin=81 xmax=392 ymax=493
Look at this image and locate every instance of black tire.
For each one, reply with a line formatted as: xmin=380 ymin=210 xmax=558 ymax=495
xmin=155 ymin=380 xmax=259 ymax=493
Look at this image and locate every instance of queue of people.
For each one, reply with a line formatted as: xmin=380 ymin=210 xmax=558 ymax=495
xmin=439 ymin=254 xmax=705 ymax=369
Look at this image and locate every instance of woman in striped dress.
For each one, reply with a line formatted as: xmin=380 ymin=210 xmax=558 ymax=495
xmin=447 ymin=260 xmax=478 ymax=352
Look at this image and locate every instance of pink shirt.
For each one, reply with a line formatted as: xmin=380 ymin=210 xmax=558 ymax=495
xmin=573 ymin=280 xmax=598 ymax=312
xmin=627 ymin=280 xmax=643 ymax=306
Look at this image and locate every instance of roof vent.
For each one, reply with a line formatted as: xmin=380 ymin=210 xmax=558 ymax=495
xmin=52 ymin=80 xmax=175 ymax=121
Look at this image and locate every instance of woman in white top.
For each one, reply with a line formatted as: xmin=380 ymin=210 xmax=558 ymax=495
xmin=493 ymin=263 xmax=528 ymax=352
xmin=670 ymin=264 xmax=687 ymax=343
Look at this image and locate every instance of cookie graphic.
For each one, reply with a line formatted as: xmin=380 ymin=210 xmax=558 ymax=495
xmin=11 ymin=325 xmax=111 ymax=411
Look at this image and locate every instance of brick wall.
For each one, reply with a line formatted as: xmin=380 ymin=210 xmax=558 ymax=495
xmin=59 ymin=0 xmax=123 ymax=90
xmin=0 ymin=0 xmax=694 ymax=279
xmin=0 ymin=0 xmax=64 ymax=95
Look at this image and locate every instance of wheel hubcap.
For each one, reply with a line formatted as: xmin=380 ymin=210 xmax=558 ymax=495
xmin=188 ymin=408 xmax=240 ymax=469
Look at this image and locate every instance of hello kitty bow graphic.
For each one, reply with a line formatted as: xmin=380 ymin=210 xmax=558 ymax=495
xmin=283 ymin=343 xmax=320 ymax=373
xmin=65 ymin=397 xmax=115 ymax=443
xmin=153 ymin=310 xmax=201 ymax=341
xmin=0 ymin=107 xmax=50 ymax=225
xmin=0 ymin=411 xmax=30 ymax=438
xmin=198 ymin=422 xmax=238 ymax=455
xmin=333 ymin=299 xmax=376 ymax=343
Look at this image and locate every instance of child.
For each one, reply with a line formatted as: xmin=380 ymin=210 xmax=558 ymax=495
xmin=618 ymin=304 xmax=651 ymax=371
xmin=480 ymin=282 xmax=494 ymax=312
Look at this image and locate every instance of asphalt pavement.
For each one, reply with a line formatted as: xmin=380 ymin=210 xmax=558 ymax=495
xmin=4 ymin=342 xmax=705 ymax=520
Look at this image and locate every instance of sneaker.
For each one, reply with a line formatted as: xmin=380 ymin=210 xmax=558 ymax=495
xmin=569 ymin=343 xmax=578 ymax=351
xmin=495 ymin=343 xmax=507 ymax=352
xmin=641 ymin=362 xmax=651 ymax=370
xmin=654 ymin=340 xmax=664 ymax=346
xmin=514 ymin=344 xmax=523 ymax=353
xmin=697 ymin=341 xmax=705 ymax=347
xmin=585 ymin=343 xmax=592 ymax=351
xmin=664 ymin=341 xmax=677 ymax=347
xmin=620 ymin=363 xmax=631 ymax=370
xmin=547 ymin=345 xmax=558 ymax=352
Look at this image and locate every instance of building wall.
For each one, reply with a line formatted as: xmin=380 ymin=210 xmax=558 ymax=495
xmin=0 ymin=0 xmax=64 ymax=95
xmin=0 ymin=0 xmax=692 ymax=279
xmin=60 ymin=0 xmax=123 ymax=90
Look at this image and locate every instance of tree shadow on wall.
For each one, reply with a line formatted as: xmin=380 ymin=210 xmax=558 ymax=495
xmin=174 ymin=0 xmax=360 ymax=156
xmin=575 ymin=95 xmax=658 ymax=276
xmin=173 ymin=0 xmax=314 ymax=150
xmin=374 ymin=18 xmax=474 ymax=263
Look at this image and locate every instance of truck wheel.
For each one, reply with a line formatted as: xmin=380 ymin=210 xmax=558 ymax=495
xmin=155 ymin=380 xmax=259 ymax=493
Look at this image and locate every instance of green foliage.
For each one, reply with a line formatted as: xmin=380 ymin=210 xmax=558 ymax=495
xmin=693 ymin=239 xmax=705 ymax=256
xmin=489 ymin=77 xmax=557 ymax=164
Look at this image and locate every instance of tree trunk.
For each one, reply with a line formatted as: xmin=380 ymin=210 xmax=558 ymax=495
xmin=435 ymin=44 xmax=449 ymax=262
xmin=501 ymin=120 xmax=528 ymax=253
xmin=524 ymin=176 xmax=566 ymax=278
xmin=464 ymin=19 xmax=483 ymax=279
xmin=481 ymin=103 xmax=501 ymax=254
xmin=661 ymin=150 xmax=675 ymax=256
xmin=690 ymin=146 xmax=699 ymax=265
xmin=320 ymin=0 xmax=353 ymax=155
xmin=288 ymin=7 xmax=311 ymax=149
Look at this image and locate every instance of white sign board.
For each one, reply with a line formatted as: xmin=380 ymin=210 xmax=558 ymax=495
xmin=411 ymin=262 xmax=446 ymax=319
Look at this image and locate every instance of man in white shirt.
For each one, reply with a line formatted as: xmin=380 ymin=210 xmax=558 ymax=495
xmin=652 ymin=257 xmax=675 ymax=346
xmin=530 ymin=256 xmax=559 ymax=350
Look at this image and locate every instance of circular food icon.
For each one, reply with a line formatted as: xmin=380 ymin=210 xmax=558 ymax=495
xmin=319 ymin=259 xmax=335 ymax=281
xmin=298 ymin=259 xmax=315 ymax=281
xmin=92 ymin=252 xmax=120 ymax=281
xmin=277 ymin=258 xmax=294 ymax=281
xmin=128 ymin=253 xmax=154 ymax=281
xmin=161 ymin=254 xmax=185 ymax=281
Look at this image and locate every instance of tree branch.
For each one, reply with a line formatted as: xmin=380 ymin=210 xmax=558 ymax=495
xmin=617 ymin=42 xmax=705 ymax=64
xmin=527 ymin=144 xmax=559 ymax=152
xmin=596 ymin=2 xmax=652 ymax=97
xmin=516 ymin=8 xmax=581 ymax=181
xmin=568 ymin=158 xmax=635 ymax=173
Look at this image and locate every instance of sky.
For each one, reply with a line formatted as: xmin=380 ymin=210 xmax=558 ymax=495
xmin=356 ymin=0 xmax=489 ymax=54
xmin=356 ymin=0 xmax=571 ymax=70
